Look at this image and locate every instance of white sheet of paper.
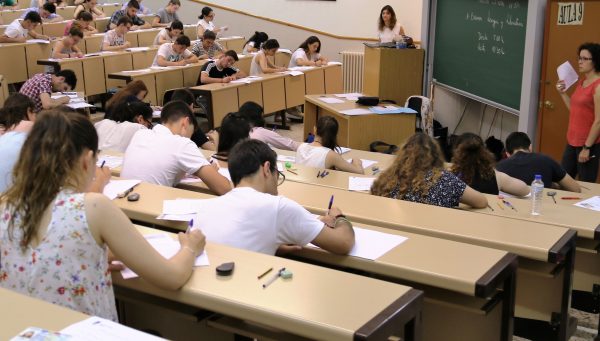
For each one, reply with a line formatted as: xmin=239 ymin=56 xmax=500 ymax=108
xmin=277 ymin=155 xmax=296 ymax=163
xmin=328 ymin=61 xmax=342 ymax=66
xmin=122 ymin=68 xmax=151 ymax=73
xmin=96 ymin=155 xmax=123 ymax=169
xmin=119 ymin=234 xmax=210 ymax=279
xmin=27 ymin=39 xmax=50 ymax=44
xmin=126 ymin=47 xmax=150 ymax=52
xmin=152 ymin=110 xmax=161 ymax=118
xmin=179 ymin=175 xmax=202 ymax=183
xmin=340 ymin=108 xmax=372 ymax=116
xmin=67 ymin=102 xmax=94 ymax=109
xmin=335 ymin=93 xmax=363 ymax=98
xmin=288 ymin=66 xmax=314 ymax=71
xmin=277 ymin=162 xmax=284 ymax=171
xmin=285 ymin=70 xmax=304 ymax=76
xmin=348 ymin=159 xmax=378 ymax=169
xmin=51 ymin=93 xmax=78 ymax=99
xmin=557 ymin=61 xmax=579 ymax=91
xmin=61 ymin=316 xmax=165 ymax=341
xmin=156 ymin=213 xmax=196 ymax=221
xmin=348 ymin=177 xmax=376 ymax=191
xmin=278 ymin=48 xmax=292 ymax=54
xmin=230 ymin=76 xmax=263 ymax=84
xmin=309 ymin=226 xmax=407 ymax=260
xmin=162 ymin=199 xmax=204 ymax=215
xmin=319 ymin=97 xmax=345 ymax=104
xmin=335 ymin=146 xmax=351 ymax=154
xmin=102 ymin=179 xmax=141 ymax=200
xmin=574 ymin=196 xmax=600 ymax=211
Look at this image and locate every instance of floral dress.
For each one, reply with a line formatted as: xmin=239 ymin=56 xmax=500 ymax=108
xmin=0 ymin=190 xmax=117 ymax=321
xmin=389 ymin=170 xmax=467 ymax=208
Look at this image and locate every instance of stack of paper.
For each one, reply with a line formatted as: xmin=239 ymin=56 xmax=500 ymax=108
xmin=119 ymin=234 xmax=210 ymax=279
xmin=348 ymin=177 xmax=376 ymax=191
xmin=369 ymin=105 xmax=417 ymax=115
xmin=102 ymin=179 xmax=140 ymax=200
xmin=574 ymin=196 xmax=600 ymax=211
xmin=61 ymin=316 xmax=167 ymax=340
xmin=556 ymin=61 xmax=579 ymax=91
xmin=157 ymin=198 xmax=205 ymax=221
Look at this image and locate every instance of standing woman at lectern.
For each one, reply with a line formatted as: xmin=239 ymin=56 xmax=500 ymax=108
xmin=556 ymin=42 xmax=600 ymax=182
xmin=377 ymin=5 xmax=405 ymax=43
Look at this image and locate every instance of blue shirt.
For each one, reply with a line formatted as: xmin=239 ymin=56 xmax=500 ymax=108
xmin=0 ymin=132 xmax=27 ymax=193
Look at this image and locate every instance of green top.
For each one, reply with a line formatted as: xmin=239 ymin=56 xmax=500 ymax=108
xmin=0 ymin=0 xmax=16 ymax=6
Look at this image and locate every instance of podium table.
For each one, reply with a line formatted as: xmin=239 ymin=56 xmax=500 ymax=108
xmin=363 ymin=47 xmax=425 ymax=106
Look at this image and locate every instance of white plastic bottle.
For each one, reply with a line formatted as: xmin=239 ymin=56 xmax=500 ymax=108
xmin=531 ymin=174 xmax=544 ymax=216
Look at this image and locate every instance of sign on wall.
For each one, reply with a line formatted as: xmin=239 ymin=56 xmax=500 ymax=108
xmin=557 ymin=2 xmax=584 ymax=25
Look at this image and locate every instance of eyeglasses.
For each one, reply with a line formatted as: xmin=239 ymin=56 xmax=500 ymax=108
xmin=578 ymin=56 xmax=593 ymax=61
xmin=277 ymin=169 xmax=285 ymax=186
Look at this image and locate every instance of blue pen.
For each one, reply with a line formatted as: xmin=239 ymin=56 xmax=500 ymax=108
xmin=321 ymin=171 xmax=329 ymax=178
xmin=187 ymin=219 xmax=194 ymax=233
xmin=100 ymin=160 xmax=106 ymax=168
xmin=327 ymin=195 xmax=334 ymax=213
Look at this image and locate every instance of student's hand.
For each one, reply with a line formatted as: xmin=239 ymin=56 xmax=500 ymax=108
xmin=123 ymin=41 xmax=131 ymax=48
xmin=178 ymin=228 xmax=206 ymax=256
xmin=556 ymin=80 xmax=567 ymax=93
xmin=578 ymin=148 xmax=591 ymax=163
xmin=94 ymin=165 xmax=111 ymax=187
xmin=327 ymin=206 xmax=343 ymax=218
xmin=130 ymin=25 xmax=139 ymax=31
xmin=176 ymin=60 xmax=187 ymax=66
xmin=278 ymin=67 xmax=288 ymax=72
xmin=351 ymin=158 xmax=362 ymax=168
xmin=76 ymin=52 xmax=84 ymax=58
xmin=222 ymin=76 xmax=232 ymax=83
xmin=276 ymin=244 xmax=302 ymax=255
xmin=16 ymin=36 xmax=26 ymax=43
xmin=315 ymin=60 xmax=323 ymax=67
xmin=59 ymin=96 xmax=71 ymax=104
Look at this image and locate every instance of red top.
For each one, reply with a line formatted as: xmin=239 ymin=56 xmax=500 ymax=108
xmin=567 ymin=77 xmax=600 ymax=146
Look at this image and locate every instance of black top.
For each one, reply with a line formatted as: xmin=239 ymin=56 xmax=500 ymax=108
xmin=496 ymin=151 xmax=566 ymax=188
xmin=388 ymin=170 xmax=467 ymax=208
xmin=191 ymin=129 xmax=209 ymax=148
xmin=469 ymin=173 xmax=499 ymax=195
xmin=199 ymin=61 xmax=238 ymax=85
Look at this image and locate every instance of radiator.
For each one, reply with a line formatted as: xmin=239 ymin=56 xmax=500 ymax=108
xmin=340 ymin=51 xmax=364 ymax=93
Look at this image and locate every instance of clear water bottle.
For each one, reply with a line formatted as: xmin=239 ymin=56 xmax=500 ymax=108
xmin=531 ymin=174 xmax=544 ymax=216
xmin=396 ymin=40 xmax=407 ymax=49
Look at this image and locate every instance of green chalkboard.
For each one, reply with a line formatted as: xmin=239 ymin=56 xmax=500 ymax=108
xmin=433 ymin=0 xmax=528 ymax=112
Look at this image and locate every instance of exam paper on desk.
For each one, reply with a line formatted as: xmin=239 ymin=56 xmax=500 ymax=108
xmin=61 ymin=316 xmax=166 ymax=341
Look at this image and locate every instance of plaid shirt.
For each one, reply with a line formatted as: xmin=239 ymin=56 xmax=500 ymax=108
xmin=108 ymin=10 xmax=145 ymax=31
xmin=191 ymin=40 xmax=223 ymax=59
xmin=19 ymin=73 xmax=52 ymax=113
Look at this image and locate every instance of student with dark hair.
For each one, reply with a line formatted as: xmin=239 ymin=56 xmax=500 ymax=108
xmin=73 ymin=0 xmax=104 ymax=19
xmin=0 ymin=109 xmax=206 ymax=320
xmin=19 ymin=70 xmax=76 ymax=113
xmin=190 ymin=30 xmax=224 ymax=59
xmin=211 ymin=112 xmax=250 ymax=168
xmin=496 ymin=132 xmax=581 ymax=192
xmin=105 ymin=79 xmax=148 ymax=119
xmin=168 ymin=88 xmax=217 ymax=150
xmin=22 ymin=3 xmax=63 ymax=23
xmin=65 ymin=11 xmax=97 ymax=36
xmin=198 ymin=50 xmax=245 ymax=84
xmin=52 ymin=27 xmax=84 ymax=59
xmin=249 ymin=39 xmax=287 ymax=76
xmin=102 ymin=16 xmax=132 ymax=51
xmin=240 ymin=101 xmax=300 ymax=151
xmin=191 ymin=139 xmax=355 ymax=256
xmin=152 ymin=0 xmax=180 ymax=27
xmin=242 ymin=31 xmax=268 ymax=54
xmin=0 ymin=94 xmax=35 ymax=192
xmin=153 ymin=35 xmax=198 ymax=67
xmin=196 ymin=6 xmax=226 ymax=38
xmin=296 ymin=116 xmax=363 ymax=173
xmin=122 ymin=100 xmax=231 ymax=193
xmin=556 ymin=42 xmax=600 ymax=182
xmin=377 ymin=5 xmax=405 ymax=43
xmin=450 ymin=132 xmax=529 ymax=196
xmin=289 ymin=36 xmax=328 ymax=68
xmin=108 ymin=0 xmax=150 ymax=31
xmin=0 ymin=11 xmax=45 ymax=43
xmin=95 ymin=101 xmax=152 ymax=153
xmin=153 ymin=19 xmax=183 ymax=45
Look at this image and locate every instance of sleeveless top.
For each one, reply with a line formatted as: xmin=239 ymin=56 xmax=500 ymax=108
xmin=249 ymin=50 xmax=265 ymax=76
xmin=0 ymin=190 xmax=117 ymax=321
xmin=296 ymin=143 xmax=330 ymax=169
xmin=567 ymin=77 xmax=600 ymax=146
xmin=468 ymin=173 xmax=499 ymax=195
xmin=388 ymin=170 xmax=467 ymax=208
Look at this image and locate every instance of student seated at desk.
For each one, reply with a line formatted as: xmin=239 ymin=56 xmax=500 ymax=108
xmin=121 ymin=101 xmax=231 ymax=193
xmin=190 ymin=30 xmax=223 ymax=60
xmin=119 ymin=0 xmax=150 ymax=15
xmin=196 ymin=6 xmax=226 ymax=39
xmin=0 ymin=94 xmax=35 ymax=193
xmin=371 ymin=133 xmax=488 ymax=208
xmin=64 ymin=11 xmax=97 ymax=36
xmin=152 ymin=0 xmax=180 ymax=28
xmin=30 ymin=0 xmax=63 ymax=9
xmin=52 ymin=27 xmax=84 ymax=59
xmin=95 ymin=101 xmax=152 ymax=153
xmin=152 ymin=35 xmax=197 ymax=67
xmin=210 ymin=112 xmax=250 ymax=168
xmin=0 ymin=109 xmax=206 ymax=321
xmin=377 ymin=5 xmax=405 ymax=43
xmin=249 ymin=39 xmax=287 ymax=76
xmin=0 ymin=11 xmax=44 ymax=43
xmin=101 ymin=16 xmax=132 ymax=51
xmin=73 ymin=0 xmax=104 ymax=19
xmin=22 ymin=3 xmax=63 ymax=23
xmin=296 ymin=116 xmax=364 ymax=174
xmin=168 ymin=88 xmax=216 ymax=151
xmin=450 ymin=132 xmax=529 ymax=196
xmin=105 ymin=80 xmax=147 ymax=119
xmin=289 ymin=36 xmax=328 ymax=68
xmin=108 ymin=0 xmax=150 ymax=31
xmin=198 ymin=50 xmax=244 ymax=85
xmin=240 ymin=101 xmax=300 ymax=151
xmin=242 ymin=31 xmax=268 ymax=54
xmin=496 ymin=132 xmax=581 ymax=192
xmin=19 ymin=70 xmax=76 ymax=113
xmin=193 ymin=139 xmax=355 ymax=255
xmin=152 ymin=19 xmax=182 ymax=45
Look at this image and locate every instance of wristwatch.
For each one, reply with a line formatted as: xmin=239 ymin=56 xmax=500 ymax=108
xmin=582 ymin=145 xmax=591 ymax=150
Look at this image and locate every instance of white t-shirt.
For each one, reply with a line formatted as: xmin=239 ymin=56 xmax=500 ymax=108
xmin=152 ymin=28 xmax=175 ymax=46
xmin=196 ymin=18 xmax=214 ymax=38
xmin=193 ymin=187 xmax=323 ymax=255
xmin=4 ymin=19 xmax=28 ymax=39
xmin=121 ymin=124 xmax=210 ymax=187
xmin=242 ymin=41 xmax=255 ymax=55
xmin=94 ymin=119 xmax=147 ymax=153
xmin=296 ymin=143 xmax=330 ymax=168
xmin=288 ymin=48 xmax=320 ymax=68
xmin=152 ymin=42 xmax=193 ymax=66
xmin=378 ymin=23 xmax=402 ymax=43
xmin=249 ymin=50 xmax=265 ymax=76
xmin=102 ymin=29 xmax=125 ymax=49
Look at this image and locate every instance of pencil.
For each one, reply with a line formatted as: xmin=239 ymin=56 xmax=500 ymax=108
xmin=257 ymin=267 xmax=273 ymax=280
xmin=286 ymin=169 xmax=298 ymax=175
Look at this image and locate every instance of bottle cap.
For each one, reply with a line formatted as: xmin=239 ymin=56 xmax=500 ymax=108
xmin=534 ymin=174 xmax=542 ymax=180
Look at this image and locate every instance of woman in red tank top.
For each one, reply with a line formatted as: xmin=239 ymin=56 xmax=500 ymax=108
xmin=556 ymin=43 xmax=600 ymax=182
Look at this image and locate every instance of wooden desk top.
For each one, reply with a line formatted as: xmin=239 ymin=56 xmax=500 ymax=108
xmin=272 ymin=147 xmax=395 ymax=171
xmin=37 ymin=48 xmax=158 ymax=66
xmin=304 ymin=93 xmax=412 ymax=119
xmin=113 ymin=181 xmax=515 ymax=298
xmin=191 ymin=72 xmax=297 ymax=92
xmin=0 ymin=288 xmax=88 ymax=339
xmin=579 ymin=180 xmax=600 ymax=196
xmin=114 ymin=225 xmax=422 ymax=341
xmin=276 ymin=181 xmax=574 ymax=263
xmin=108 ymin=63 xmax=202 ymax=80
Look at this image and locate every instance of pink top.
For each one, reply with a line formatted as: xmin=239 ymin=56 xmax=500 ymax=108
xmin=567 ymin=77 xmax=600 ymax=146
xmin=249 ymin=127 xmax=300 ymax=151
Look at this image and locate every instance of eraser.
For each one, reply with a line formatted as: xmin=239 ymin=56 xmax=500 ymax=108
xmin=280 ymin=269 xmax=293 ymax=279
xmin=285 ymin=162 xmax=292 ymax=169
xmin=216 ymin=262 xmax=234 ymax=276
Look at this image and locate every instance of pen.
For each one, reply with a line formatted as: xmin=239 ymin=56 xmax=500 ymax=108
xmin=487 ymin=204 xmax=494 ymax=211
xmin=316 ymin=170 xmax=321 ymax=178
xmin=502 ymin=200 xmax=518 ymax=211
xmin=117 ymin=183 xmax=138 ymax=198
xmin=320 ymin=171 xmax=329 ymax=178
xmin=327 ymin=194 xmax=334 ymax=214
xmin=496 ymin=202 xmax=504 ymax=210
xmin=186 ymin=219 xmax=194 ymax=233
xmin=561 ymin=197 xmax=582 ymax=200
xmin=286 ymin=169 xmax=298 ymax=175
xmin=100 ymin=160 xmax=106 ymax=168
xmin=262 ymin=267 xmax=285 ymax=289
xmin=257 ymin=267 xmax=273 ymax=280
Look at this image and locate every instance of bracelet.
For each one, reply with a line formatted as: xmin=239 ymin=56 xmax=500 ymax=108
xmin=334 ymin=217 xmax=352 ymax=227
xmin=182 ymin=246 xmax=197 ymax=257
xmin=335 ymin=214 xmax=346 ymax=219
